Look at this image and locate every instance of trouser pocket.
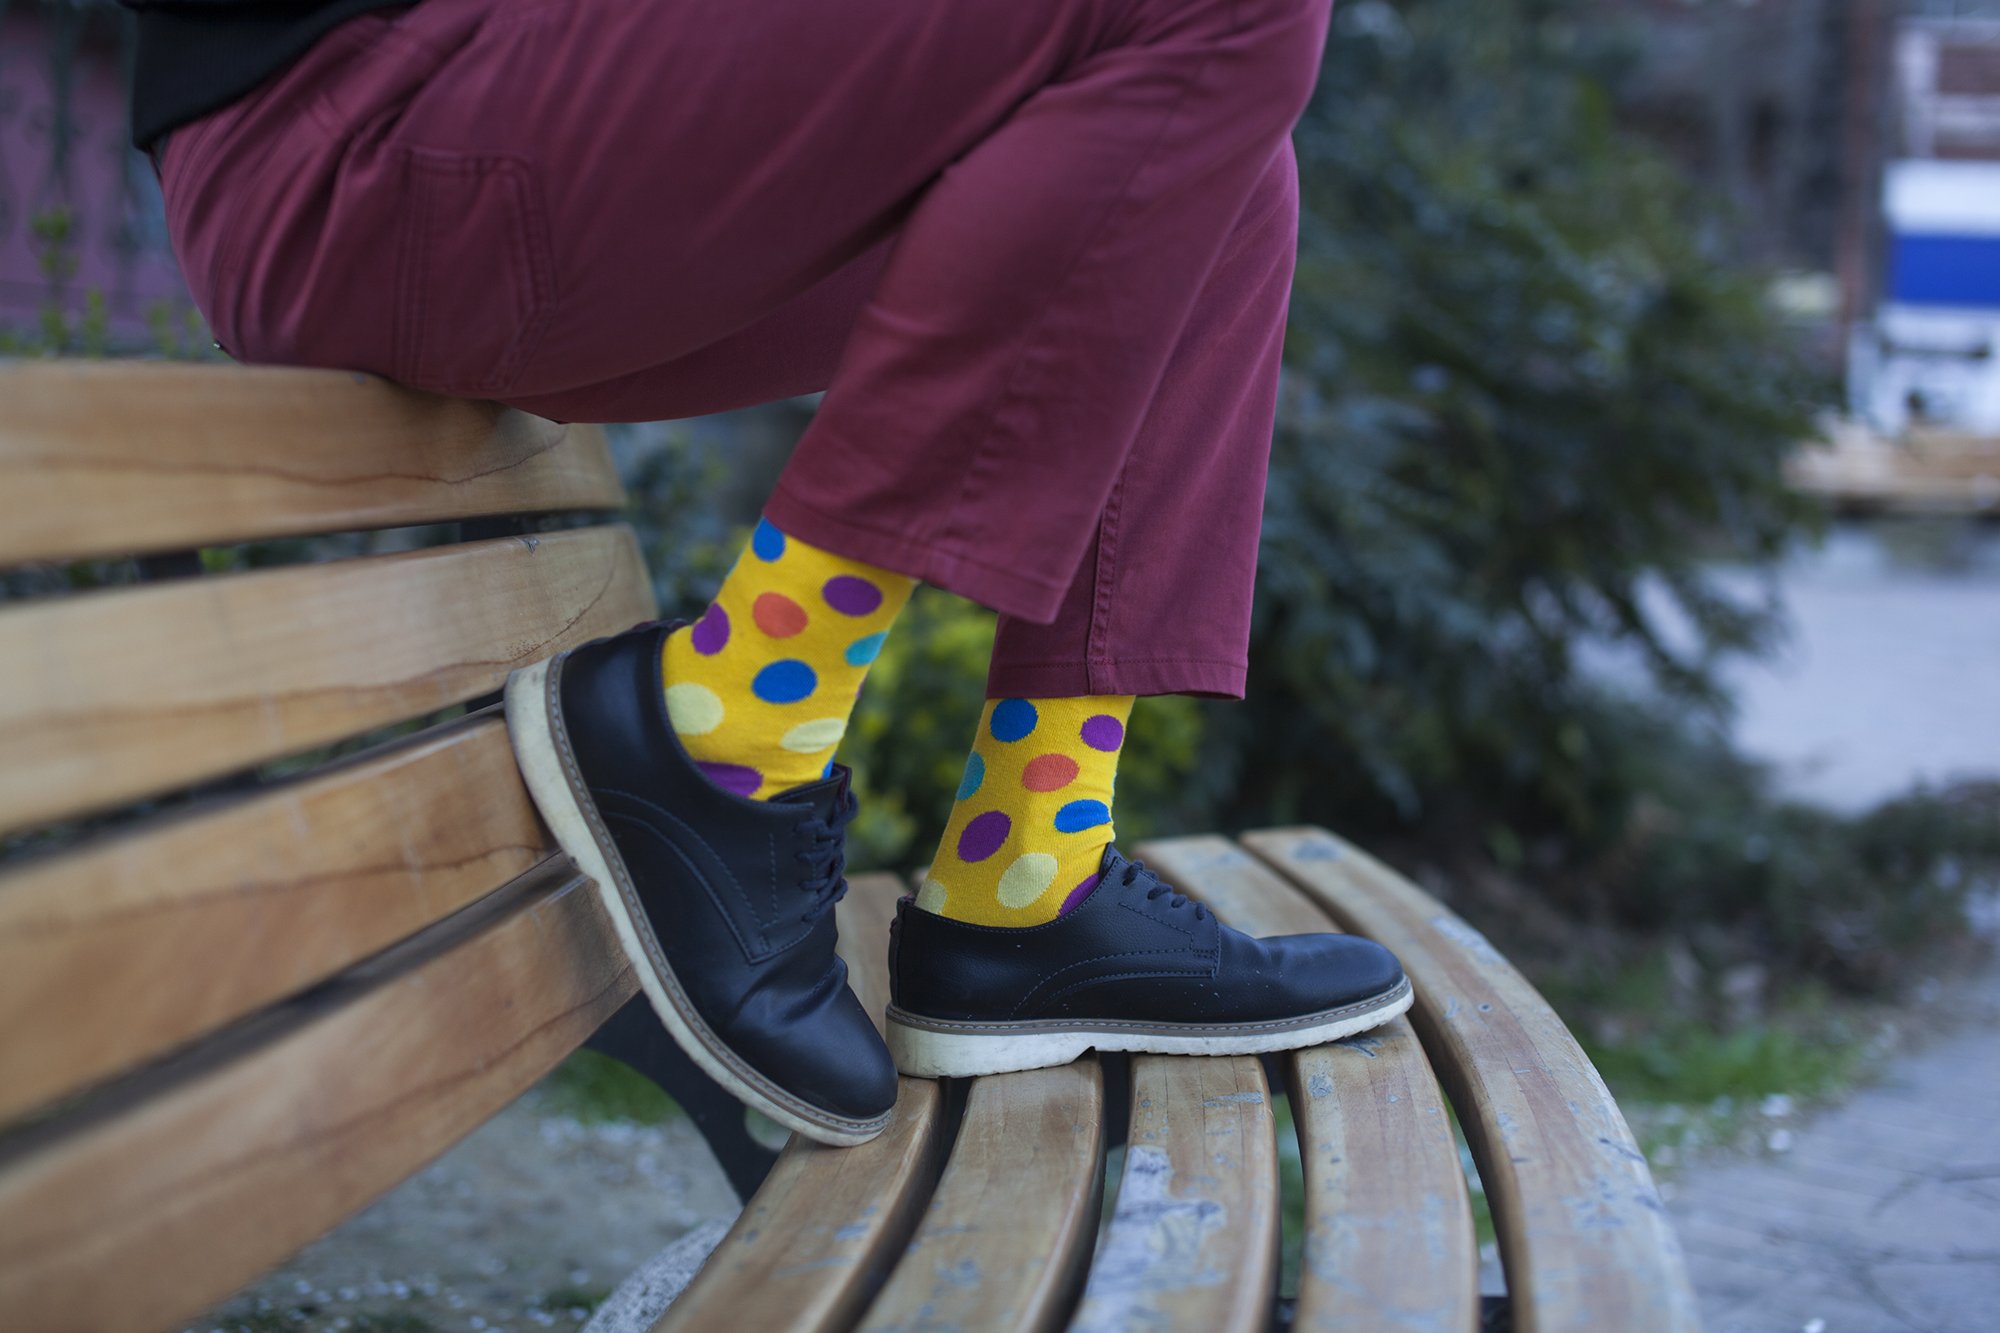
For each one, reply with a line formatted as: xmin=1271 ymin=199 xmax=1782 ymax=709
xmin=391 ymin=146 xmax=557 ymax=397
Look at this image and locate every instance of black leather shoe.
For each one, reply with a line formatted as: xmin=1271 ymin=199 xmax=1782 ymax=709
xmin=885 ymin=846 xmax=1412 ymax=1077
xmin=505 ymin=621 xmax=897 ymax=1145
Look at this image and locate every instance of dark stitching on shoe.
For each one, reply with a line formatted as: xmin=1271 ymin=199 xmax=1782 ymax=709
xmin=597 ymin=806 xmax=759 ymax=962
xmin=767 ymin=833 xmax=779 ymax=949
xmin=1006 ymin=945 xmax=1212 ymax=1020
xmin=1118 ymin=898 xmax=1194 ymax=940
xmin=542 ymin=652 xmax=888 ymax=1137
xmin=1034 ymin=965 xmax=1221 ymax=1014
xmin=596 ymin=786 xmax=812 ymax=958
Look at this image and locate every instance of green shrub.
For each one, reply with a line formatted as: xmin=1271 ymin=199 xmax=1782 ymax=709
xmin=1230 ymin=0 xmax=1826 ymax=848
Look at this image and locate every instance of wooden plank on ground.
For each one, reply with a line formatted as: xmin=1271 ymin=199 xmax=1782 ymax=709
xmin=0 ymin=524 xmax=654 ymax=835
xmin=1139 ymin=836 xmax=1480 ymax=1333
xmin=0 ymin=865 xmax=632 ymax=1333
xmin=0 ymin=712 xmax=550 ymax=1126
xmin=860 ymin=1060 xmax=1103 ymax=1333
xmin=1243 ymin=828 xmax=1700 ymax=1333
xmin=0 ymin=362 xmax=624 ymax=567
xmin=1070 ymin=1054 xmax=1279 ymax=1333
xmin=662 ymin=873 xmax=948 ymax=1333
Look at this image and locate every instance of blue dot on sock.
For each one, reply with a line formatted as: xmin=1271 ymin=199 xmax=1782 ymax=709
xmin=989 ymin=698 xmax=1038 ymax=743
xmin=957 ymin=752 xmax=985 ymax=801
xmin=1054 ymin=799 xmax=1111 ymax=833
xmin=752 ymin=518 xmax=787 ymax=562
xmin=753 ymin=659 xmax=817 ymax=703
xmin=844 ymin=632 xmax=887 ymax=667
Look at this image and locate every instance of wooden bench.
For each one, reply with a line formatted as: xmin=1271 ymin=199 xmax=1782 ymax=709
xmin=0 ymin=362 xmax=1699 ymax=1332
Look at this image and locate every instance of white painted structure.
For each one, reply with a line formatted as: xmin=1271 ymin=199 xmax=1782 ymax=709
xmin=1850 ymin=20 xmax=2000 ymax=437
xmin=1851 ymin=159 xmax=2000 ymax=436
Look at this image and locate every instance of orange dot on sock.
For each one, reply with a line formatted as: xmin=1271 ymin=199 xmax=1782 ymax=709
xmin=1022 ymin=753 xmax=1081 ymax=792
xmin=754 ymin=592 xmax=809 ymax=638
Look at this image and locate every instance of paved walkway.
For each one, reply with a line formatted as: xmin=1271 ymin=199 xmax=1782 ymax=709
xmin=1666 ymin=965 xmax=2000 ymax=1333
xmin=1717 ymin=526 xmax=2000 ymax=811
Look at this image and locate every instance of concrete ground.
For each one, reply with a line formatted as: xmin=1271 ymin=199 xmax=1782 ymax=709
xmin=190 ymin=1090 xmax=738 ymax=1333
xmin=1666 ymin=521 xmax=2000 ymax=1331
xmin=1717 ymin=522 xmax=2000 ymax=812
xmin=1664 ymin=964 xmax=2000 ymax=1333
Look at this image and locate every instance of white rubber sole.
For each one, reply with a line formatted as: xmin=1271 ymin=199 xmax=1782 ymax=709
xmin=503 ymin=657 xmax=891 ymax=1147
xmin=884 ymin=977 xmax=1415 ymax=1078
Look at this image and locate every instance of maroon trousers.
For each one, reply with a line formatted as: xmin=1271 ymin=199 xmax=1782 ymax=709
xmin=158 ymin=0 xmax=1328 ymax=699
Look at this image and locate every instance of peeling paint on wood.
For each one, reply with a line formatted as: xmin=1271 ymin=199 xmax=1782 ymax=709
xmin=1071 ymin=1055 xmax=1277 ymax=1333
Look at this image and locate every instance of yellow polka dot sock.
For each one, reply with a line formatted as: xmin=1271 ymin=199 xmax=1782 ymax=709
xmin=918 ymin=695 xmax=1136 ymax=927
xmin=662 ymin=517 xmax=914 ymax=800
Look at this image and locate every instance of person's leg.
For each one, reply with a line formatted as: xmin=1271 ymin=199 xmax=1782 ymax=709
xmin=660 ymin=518 xmax=915 ymax=800
xmin=156 ymin=0 xmax=1406 ymax=1123
xmin=921 ymin=694 xmax=1135 ymax=924
xmin=984 ymin=142 xmax=1302 ymax=704
xmin=162 ymin=0 xmax=1333 ymax=625
xmin=887 ymin=141 xmax=1410 ymax=1076
xmin=158 ymin=0 xmax=1327 ymax=838
xmin=914 ymin=143 xmax=1295 ymax=930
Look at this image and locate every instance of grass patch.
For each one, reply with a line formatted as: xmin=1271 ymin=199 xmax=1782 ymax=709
xmin=1546 ymin=953 xmax=1900 ymax=1174
xmin=208 ymin=1314 xmax=308 ymax=1333
xmin=348 ymin=1315 xmax=441 ymax=1333
xmin=1273 ymin=1095 xmax=1303 ymax=1300
xmin=1585 ymin=1012 xmax=1862 ymax=1107
xmin=205 ymin=1305 xmax=443 ymax=1333
xmin=536 ymin=1050 xmax=684 ymax=1125
xmin=537 ymin=1284 xmax=613 ymax=1315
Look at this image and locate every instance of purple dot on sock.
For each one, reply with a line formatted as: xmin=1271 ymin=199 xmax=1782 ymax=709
xmin=823 ymin=574 xmax=884 ymax=616
xmin=1080 ymin=714 xmax=1125 ymax=752
xmin=1060 ymin=874 xmax=1101 ymax=916
xmin=957 ymin=810 xmax=1011 ymax=863
xmin=697 ymin=761 xmax=762 ymax=797
xmin=690 ymin=604 xmax=730 ymax=655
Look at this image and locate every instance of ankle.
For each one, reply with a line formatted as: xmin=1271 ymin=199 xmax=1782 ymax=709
xmin=921 ymin=695 xmax=1133 ymax=926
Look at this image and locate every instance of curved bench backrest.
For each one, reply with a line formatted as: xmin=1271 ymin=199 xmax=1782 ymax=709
xmin=0 ymin=363 xmax=655 ymax=1333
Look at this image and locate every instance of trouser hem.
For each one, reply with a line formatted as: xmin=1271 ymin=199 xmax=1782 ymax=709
xmin=983 ymin=655 xmax=1246 ymax=701
xmin=765 ymin=483 xmax=1070 ymax=624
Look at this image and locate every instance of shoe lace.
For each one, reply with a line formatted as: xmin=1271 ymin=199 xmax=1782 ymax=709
xmin=794 ymin=786 xmax=858 ymax=923
xmin=1122 ymin=857 xmax=1208 ymax=921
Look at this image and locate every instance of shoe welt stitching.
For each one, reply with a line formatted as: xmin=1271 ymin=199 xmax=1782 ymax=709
xmin=888 ymin=977 xmax=1411 ymax=1037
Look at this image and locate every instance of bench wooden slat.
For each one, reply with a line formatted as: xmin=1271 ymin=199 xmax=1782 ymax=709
xmin=661 ymin=872 xmax=948 ymax=1333
xmin=0 ymin=524 xmax=654 ymax=835
xmin=0 ymin=363 xmax=624 ymax=567
xmin=1243 ymin=828 xmax=1700 ymax=1333
xmin=0 ymin=712 xmax=551 ymax=1127
xmin=860 ymin=1060 xmax=1104 ymax=1333
xmin=1070 ymin=1054 xmax=1279 ymax=1333
xmin=1139 ymin=836 xmax=1480 ymax=1333
xmin=0 ymin=864 xmax=632 ymax=1333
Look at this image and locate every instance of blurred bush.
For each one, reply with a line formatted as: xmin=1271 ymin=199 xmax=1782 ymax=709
xmin=1235 ymin=0 xmax=1823 ymax=841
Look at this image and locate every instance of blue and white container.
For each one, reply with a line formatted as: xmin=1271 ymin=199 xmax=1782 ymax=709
xmin=1853 ymin=159 xmax=2000 ymax=435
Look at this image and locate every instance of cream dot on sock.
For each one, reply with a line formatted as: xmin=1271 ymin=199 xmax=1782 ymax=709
xmin=996 ymin=853 xmax=1059 ymax=909
xmin=780 ymin=717 xmax=847 ymax=754
xmin=664 ymin=682 xmax=724 ymax=736
xmin=916 ymin=877 xmax=950 ymax=913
